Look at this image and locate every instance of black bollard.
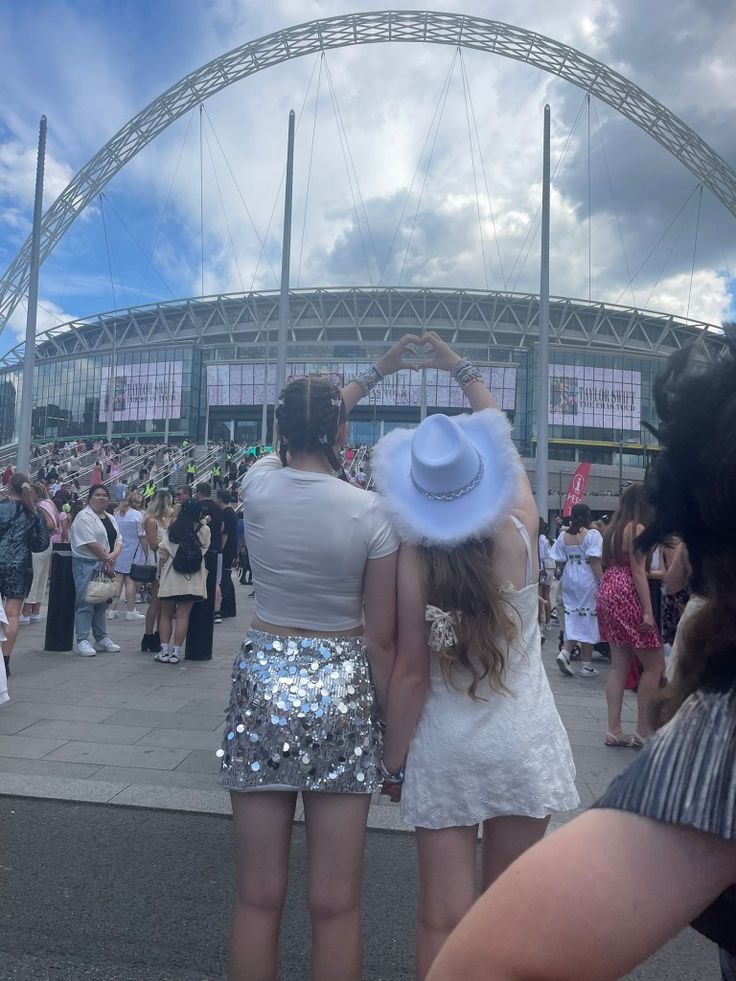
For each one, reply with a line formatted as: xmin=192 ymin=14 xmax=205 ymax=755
xmin=45 ymin=543 xmax=76 ymax=652
xmin=185 ymin=551 xmax=216 ymax=660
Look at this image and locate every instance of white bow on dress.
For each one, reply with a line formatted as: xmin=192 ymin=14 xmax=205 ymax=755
xmin=425 ymin=605 xmax=461 ymax=651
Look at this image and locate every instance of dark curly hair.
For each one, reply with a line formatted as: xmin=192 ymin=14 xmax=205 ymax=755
xmin=275 ymin=376 xmax=347 ymax=478
xmin=637 ymin=336 xmax=736 ymax=726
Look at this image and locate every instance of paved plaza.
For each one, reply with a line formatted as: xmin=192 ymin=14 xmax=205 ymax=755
xmin=0 ymin=587 xmax=720 ymax=979
xmin=1 ymin=586 xmax=628 ymax=824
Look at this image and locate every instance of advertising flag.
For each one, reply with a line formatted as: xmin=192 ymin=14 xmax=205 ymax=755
xmin=562 ymin=462 xmax=591 ymax=517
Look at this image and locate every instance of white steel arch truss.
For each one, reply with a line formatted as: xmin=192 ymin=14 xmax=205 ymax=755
xmin=0 ymin=287 xmax=725 ymax=371
xmin=1 ymin=10 xmax=735 ymax=337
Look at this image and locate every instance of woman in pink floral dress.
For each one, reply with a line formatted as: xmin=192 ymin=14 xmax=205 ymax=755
xmin=597 ymin=483 xmax=664 ymax=748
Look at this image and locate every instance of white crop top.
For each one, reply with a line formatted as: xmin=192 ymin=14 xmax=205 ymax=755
xmin=242 ymin=455 xmax=399 ymax=631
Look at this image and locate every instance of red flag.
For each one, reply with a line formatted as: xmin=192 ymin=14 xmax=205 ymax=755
xmin=562 ymin=463 xmax=591 ymax=517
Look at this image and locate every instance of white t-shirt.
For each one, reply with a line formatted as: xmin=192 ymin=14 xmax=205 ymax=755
xmin=242 ymin=454 xmax=399 ymax=631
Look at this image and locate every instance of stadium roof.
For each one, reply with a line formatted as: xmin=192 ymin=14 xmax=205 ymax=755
xmin=2 ymin=287 xmax=726 ymax=369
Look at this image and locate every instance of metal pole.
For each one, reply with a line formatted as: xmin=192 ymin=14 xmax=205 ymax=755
xmin=204 ymin=403 xmax=209 ymax=447
xmin=260 ymin=327 xmax=269 ymax=444
xmin=535 ymin=105 xmax=551 ymax=521
xmin=420 ymin=368 xmax=428 ymax=422
xmin=17 ymin=116 xmax=47 ymax=472
xmin=106 ymin=329 xmax=116 ymax=443
xmin=164 ymin=360 xmax=170 ymax=445
xmin=275 ymin=110 xmax=295 ymax=407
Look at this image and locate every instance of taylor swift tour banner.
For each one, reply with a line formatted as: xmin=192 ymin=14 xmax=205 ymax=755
xmin=548 ymin=365 xmax=641 ymax=431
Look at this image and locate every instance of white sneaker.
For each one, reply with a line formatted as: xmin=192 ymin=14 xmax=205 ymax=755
xmin=18 ymin=615 xmax=31 ymax=625
xmin=76 ymin=640 xmax=97 ymax=657
xmin=556 ymin=650 xmax=573 ymax=676
xmin=29 ymin=613 xmax=43 ymax=622
xmin=580 ymin=664 xmax=599 ymax=678
xmin=106 ymin=609 xmax=119 ymax=621
xmin=125 ymin=610 xmax=145 ymax=621
xmin=95 ymin=637 xmax=121 ymax=653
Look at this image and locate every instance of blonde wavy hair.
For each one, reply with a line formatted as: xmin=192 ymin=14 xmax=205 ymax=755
xmin=145 ymin=489 xmax=173 ymax=526
xmin=419 ymin=537 xmax=519 ymax=699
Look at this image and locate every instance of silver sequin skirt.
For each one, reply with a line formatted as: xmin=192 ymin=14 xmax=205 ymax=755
xmin=217 ymin=630 xmax=381 ymax=793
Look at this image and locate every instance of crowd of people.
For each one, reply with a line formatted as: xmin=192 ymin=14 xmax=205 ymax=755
xmin=0 ymin=332 xmax=734 ymax=980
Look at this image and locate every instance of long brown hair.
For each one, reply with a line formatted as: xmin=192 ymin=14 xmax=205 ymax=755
xmin=276 ymin=376 xmax=347 ymax=478
xmin=603 ymin=482 xmax=648 ymax=566
xmin=419 ymin=538 xmax=518 ymax=699
xmin=9 ymin=472 xmax=37 ymax=514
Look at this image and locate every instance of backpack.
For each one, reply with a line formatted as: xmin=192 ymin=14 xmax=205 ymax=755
xmin=172 ymin=528 xmax=203 ymax=576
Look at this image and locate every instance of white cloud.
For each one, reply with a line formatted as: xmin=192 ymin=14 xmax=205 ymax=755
xmin=6 ymin=296 xmax=79 ymax=347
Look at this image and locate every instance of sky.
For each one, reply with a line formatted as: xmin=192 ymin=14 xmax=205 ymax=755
xmin=1 ymin=0 xmax=735 ymax=356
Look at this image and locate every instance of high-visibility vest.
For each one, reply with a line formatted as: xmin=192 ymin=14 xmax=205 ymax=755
xmin=186 ymin=463 xmax=196 ymax=474
xmin=213 ymin=464 xmax=221 ymax=476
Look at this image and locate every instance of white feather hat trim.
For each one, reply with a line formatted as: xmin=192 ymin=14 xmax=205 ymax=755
xmin=372 ymin=409 xmax=522 ymax=548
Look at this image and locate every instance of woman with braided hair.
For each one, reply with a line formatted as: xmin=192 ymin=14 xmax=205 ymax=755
xmin=218 ymin=336 xmax=418 ymax=981
xmin=427 ymin=339 xmax=736 ymax=981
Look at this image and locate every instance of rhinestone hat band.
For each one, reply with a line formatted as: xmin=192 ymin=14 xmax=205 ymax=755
xmin=410 ymin=452 xmax=484 ymax=502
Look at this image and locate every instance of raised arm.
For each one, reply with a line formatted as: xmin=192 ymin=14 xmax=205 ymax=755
xmin=340 ymin=334 xmax=421 ymax=415
xmin=419 ymin=331 xmax=537 ymax=522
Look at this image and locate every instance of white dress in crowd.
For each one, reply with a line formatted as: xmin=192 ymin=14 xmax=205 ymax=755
xmin=550 ymin=528 xmax=603 ymax=645
xmin=114 ymin=508 xmax=145 ymax=576
xmin=401 ymin=518 xmax=579 ymax=829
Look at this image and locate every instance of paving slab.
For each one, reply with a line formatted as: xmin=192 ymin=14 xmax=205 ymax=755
xmin=0 ymin=757 xmax=104 ymax=780
xmin=135 ymin=728 xmax=224 ymax=751
xmin=103 ymin=708 xmax=223 ymax=730
xmin=18 ymin=719 xmax=153 ymax=745
xmin=43 ymin=741 xmax=192 ymax=770
xmin=0 ymin=733 xmax=73 ymax=760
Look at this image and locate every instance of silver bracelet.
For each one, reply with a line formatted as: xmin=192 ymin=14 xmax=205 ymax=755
xmin=379 ymin=759 xmax=405 ymax=784
xmin=351 ymin=364 xmax=384 ymax=398
xmin=451 ymin=357 xmax=483 ymax=391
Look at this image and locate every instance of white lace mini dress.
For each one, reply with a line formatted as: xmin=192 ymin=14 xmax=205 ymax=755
xmin=401 ymin=519 xmax=580 ymax=829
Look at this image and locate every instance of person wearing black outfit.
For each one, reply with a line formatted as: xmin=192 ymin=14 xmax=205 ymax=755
xmin=217 ymin=489 xmax=238 ymax=619
xmin=184 ymin=481 xmax=222 ymax=657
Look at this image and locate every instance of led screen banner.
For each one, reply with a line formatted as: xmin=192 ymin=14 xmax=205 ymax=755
xmin=99 ymin=362 xmax=183 ymax=423
xmin=548 ymin=365 xmax=641 ymax=429
xmin=206 ymin=362 xmax=517 ymax=411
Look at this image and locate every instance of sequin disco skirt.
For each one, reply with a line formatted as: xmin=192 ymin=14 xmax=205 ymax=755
xmin=217 ymin=630 xmax=381 ymax=794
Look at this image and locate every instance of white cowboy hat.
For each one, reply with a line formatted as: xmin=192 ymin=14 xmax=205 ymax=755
xmin=372 ymin=409 xmax=521 ymax=547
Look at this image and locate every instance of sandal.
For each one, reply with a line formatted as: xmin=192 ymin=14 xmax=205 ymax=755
xmin=632 ymin=732 xmax=646 ymax=750
xmin=605 ymin=730 xmax=635 ymax=748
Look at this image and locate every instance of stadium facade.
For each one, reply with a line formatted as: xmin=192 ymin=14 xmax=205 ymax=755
xmin=0 ymin=286 xmax=725 ymax=494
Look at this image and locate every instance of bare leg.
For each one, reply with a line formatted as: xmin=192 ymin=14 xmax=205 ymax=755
xmin=415 ymin=824 xmax=478 ymax=980
xmin=172 ymin=600 xmax=194 ymax=646
xmin=3 ymin=598 xmax=22 ymax=661
xmin=228 ymin=790 xmax=297 ymax=981
xmin=303 ymin=790 xmax=372 ymax=981
xmin=481 ymin=814 xmax=550 ymax=889
xmin=124 ymin=576 xmax=137 ymax=612
xmin=580 ymin=642 xmax=594 ymax=665
xmin=635 ymin=647 xmax=666 ymax=737
xmin=158 ymin=599 xmax=174 ymax=646
xmin=144 ymin=580 xmax=160 ymax=634
xmin=606 ymin=644 xmax=633 ymax=734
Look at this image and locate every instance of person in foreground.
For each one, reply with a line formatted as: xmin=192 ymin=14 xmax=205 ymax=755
xmin=217 ymin=337 xmax=417 ymax=981
xmin=427 ymin=340 xmax=736 ymax=981
xmin=374 ymin=332 xmax=578 ymax=980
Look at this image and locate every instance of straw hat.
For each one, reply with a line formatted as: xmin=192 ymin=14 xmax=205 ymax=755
xmin=372 ymin=409 xmax=521 ymax=547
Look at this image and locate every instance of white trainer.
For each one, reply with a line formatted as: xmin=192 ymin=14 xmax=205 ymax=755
xmin=29 ymin=613 xmax=43 ymax=622
xmin=76 ymin=640 xmax=97 ymax=657
xmin=106 ymin=609 xmax=119 ymax=620
xmin=580 ymin=664 xmax=599 ymax=678
xmin=556 ymin=650 xmax=574 ymax=677
xmin=18 ymin=615 xmax=31 ymax=625
xmin=95 ymin=637 xmax=121 ymax=653
xmin=125 ymin=610 xmax=145 ymax=621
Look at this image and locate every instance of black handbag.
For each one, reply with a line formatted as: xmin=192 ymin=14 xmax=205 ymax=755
xmin=129 ymin=538 xmax=156 ymax=585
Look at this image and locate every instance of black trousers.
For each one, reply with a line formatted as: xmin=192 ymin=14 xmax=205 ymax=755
xmin=184 ymin=551 xmax=217 ymax=660
xmin=220 ymin=565 xmax=236 ymax=619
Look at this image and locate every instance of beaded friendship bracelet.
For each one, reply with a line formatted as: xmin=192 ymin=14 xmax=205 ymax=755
xmin=451 ymin=357 xmax=483 ymax=390
xmin=351 ymin=364 xmax=384 ymax=397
